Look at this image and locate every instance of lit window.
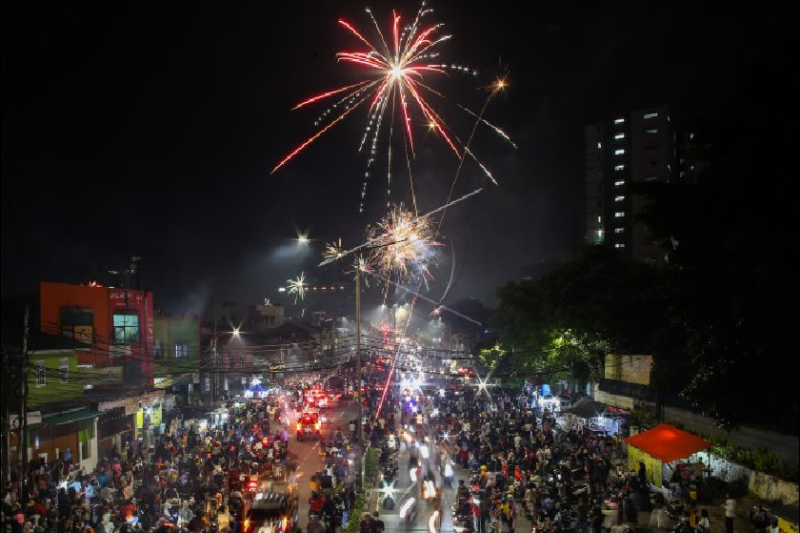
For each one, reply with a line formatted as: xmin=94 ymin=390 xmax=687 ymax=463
xmin=614 ymin=165 xmax=625 ymax=171
xmin=113 ymin=313 xmax=140 ymax=345
xmin=614 ymin=118 xmax=625 ymax=124
xmin=615 ymin=212 xmax=625 ymax=218
xmin=689 ymin=132 xmax=695 ymax=140
xmin=614 ymin=133 xmax=625 ymax=140
xmin=614 ymin=149 xmax=625 ymax=155
xmin=615 ymin=243 xmax=626 ymax=248
xmin=644 ymin=112 xmax=658 ymax=119
xmin=615 ymin=196 xmax=625 ymax=202
xmin=596 ymin=230 xmax=603 ymax=237
xmin=614 ymin=180 xmax=625 ymax=186
xmin=597 ymin=216 xmax=602 ymax=223
xmin=60 ymin=358 xmax=69 ymax=384
xmin=35 ymin=361 xmax=46 ymax=387
xmin=175 ymin=344 xmax=189 ymax=359
xmin=615 ymin=228 xmax=625 ymax=234
xmin=646 ymin=129 xmax=658 ymax=134
xmin=60 ymin=307 xmax=94 ymax=344
xmin=597 ymin=142 xmax=602 ymax=149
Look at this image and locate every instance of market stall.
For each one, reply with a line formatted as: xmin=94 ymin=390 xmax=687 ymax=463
xmin=562 ymin=398 xmax=610 ymax=433
xmin=625 ymin=423 xmax=712 ymax=488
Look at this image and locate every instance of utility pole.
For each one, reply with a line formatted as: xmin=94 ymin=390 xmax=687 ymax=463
xmin=3 ymin=350 xmax=10 ymax=483
xmin=19 ymin=305 xmax=29 ymax=503
xmin=212 ymin=304 xmax=218 ymax=405
xmin=355 ymin=264 xmax=363 ymax=491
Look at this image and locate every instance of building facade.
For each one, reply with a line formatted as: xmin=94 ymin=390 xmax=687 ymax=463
xmin=153 ymin=316 xmax=201 ymax=404
xmin=585 ymin=105 xmax=674 ymax=262
xmin=39 ymin=281 xmax=155 ymax=389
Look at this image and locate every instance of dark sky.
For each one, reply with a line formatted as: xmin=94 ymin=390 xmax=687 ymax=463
xmin=2 ymin=1 xmax=797 ymax=312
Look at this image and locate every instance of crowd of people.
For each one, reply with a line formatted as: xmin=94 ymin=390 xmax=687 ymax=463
xmin=0 ymin=383 xmax=359 ymax=533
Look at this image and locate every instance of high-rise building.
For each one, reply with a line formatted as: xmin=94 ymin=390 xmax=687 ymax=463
xmin=585 ymin=105 xmax=674 ymax=262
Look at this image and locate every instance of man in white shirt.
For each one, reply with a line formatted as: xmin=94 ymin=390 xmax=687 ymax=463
xmin=724 ymin=493 xmax=736 ymax=533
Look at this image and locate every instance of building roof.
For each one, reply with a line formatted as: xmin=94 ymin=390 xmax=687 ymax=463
xmin=563 ymin=398 xmax=609 ymax=420
xmin=41 ymin=409 xmax=102 ymax=426
xmin=624 ymin=423 xmax=712 ymax=464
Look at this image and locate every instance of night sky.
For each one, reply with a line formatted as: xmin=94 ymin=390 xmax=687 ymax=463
xmin=2 ymin=1 xmax=796 ymax=312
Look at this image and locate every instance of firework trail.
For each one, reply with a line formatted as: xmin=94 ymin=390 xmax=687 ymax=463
xmin=364 ymin=269 xmax=482 ymax=326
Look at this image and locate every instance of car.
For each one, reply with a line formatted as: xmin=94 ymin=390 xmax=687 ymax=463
xmin=244 ymin=492 xmax=299 ymax=533
xmin=296 ymin=412 xmax=322 ymax=441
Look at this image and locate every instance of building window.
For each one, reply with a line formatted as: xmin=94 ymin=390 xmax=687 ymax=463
xmin=614 ymin=118 xmax=625 ymax=124
xmin=175 ymin=344 xmax=189 ymax=359
xmin=60 ymin=307 xmax=94 ymax=344
xmin=597 ymin=142 xmax=602 ymax=149
xmin=153 ymin=339 xmax=163 ymax=360
xmin=614 ymin=180 xmax=625 ymax=186
xmin=615 ymin=243 xmax=626 ymax=248
xmin=35 ymin=361 xmax=46 ymax=387
xmin=614 ymin=165 xmax=625 ymax=171
xmin=614 ymin=149 xmax=625 ymax=155
xmin=59 ymin=358 xmax=69 ymax=384
xmin=614 ymin=133 xmax=625 ymax=140
xmin=615 ymin=196 xmax=625 ymax=202
xmin=597 ymin=216 xmax=602 ymax=224
xmin=113 ymin=312 xmax=140 ymax=345
xmin=615 ymin=228 xmax=625 ymax=234
xmin=644 ymin=112 xmax=658 ymax=119
xmin=615 ymin=212 xmax=625 ymax=218
xmin=646 ymin=128 xmax=658 ymax=134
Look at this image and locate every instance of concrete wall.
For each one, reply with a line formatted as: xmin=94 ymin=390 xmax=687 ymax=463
xmin=687 ymin=451 xmax=799 ymax=506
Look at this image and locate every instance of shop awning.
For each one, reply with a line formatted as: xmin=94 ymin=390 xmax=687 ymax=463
xmin=563 ymin=398 xmax=608 ymax=419
xmin=624 ymin=423 xmax=712 ymax=464
xmin=42 ymin=409 xmax=102 ymax=426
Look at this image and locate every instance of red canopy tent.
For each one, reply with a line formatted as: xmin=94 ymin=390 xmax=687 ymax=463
xmin=625 ymin=424 xmax=712 ymax=464
xmin=624 ymin=424 xmax=712 ymax=487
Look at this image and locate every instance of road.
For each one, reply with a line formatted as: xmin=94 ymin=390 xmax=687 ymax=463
xmin=285 ymin=397 xmax=358 ymax=532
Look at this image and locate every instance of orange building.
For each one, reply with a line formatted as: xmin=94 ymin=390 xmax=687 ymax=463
xmin=39 ymin=281 xmax=154 ymax=389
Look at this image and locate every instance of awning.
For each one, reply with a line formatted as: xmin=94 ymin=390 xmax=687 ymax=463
xmin=624 ymin=423 xmax=712 ymax=464
xmin=563 ymin=398 xmax=608 ymax=419
xmin=42 ymin=409 xmax=102 ymax=426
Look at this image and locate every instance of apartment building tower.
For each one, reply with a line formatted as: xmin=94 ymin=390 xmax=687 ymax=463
xmin=585 ymin=105 xmax=674 ymax=262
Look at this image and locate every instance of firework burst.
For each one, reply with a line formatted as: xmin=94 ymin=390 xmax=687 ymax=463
xmin=366 ymin=204 xmax=442 ymax=280
xmin=286 ymin=272 xmax=308 ymax=303
xmin=271 ymin=2 xmax=513 ymax=211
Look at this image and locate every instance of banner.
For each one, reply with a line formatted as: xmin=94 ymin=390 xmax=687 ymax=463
xmin=628 ymin=444 xmax=663 ymax=487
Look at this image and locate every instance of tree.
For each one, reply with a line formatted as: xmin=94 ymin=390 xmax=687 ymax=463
xmin=494 ymin=246 xmax=665 ymax=381
xmin=630 ymin=42 xmax=799 ymax=431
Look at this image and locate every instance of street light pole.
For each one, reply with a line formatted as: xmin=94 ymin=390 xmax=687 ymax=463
xmin=355 ymin=263 xmax=364 ymax=491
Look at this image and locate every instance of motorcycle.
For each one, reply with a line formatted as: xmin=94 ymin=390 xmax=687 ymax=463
xmin=399 ymin=497 xmax=418 ymax=529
